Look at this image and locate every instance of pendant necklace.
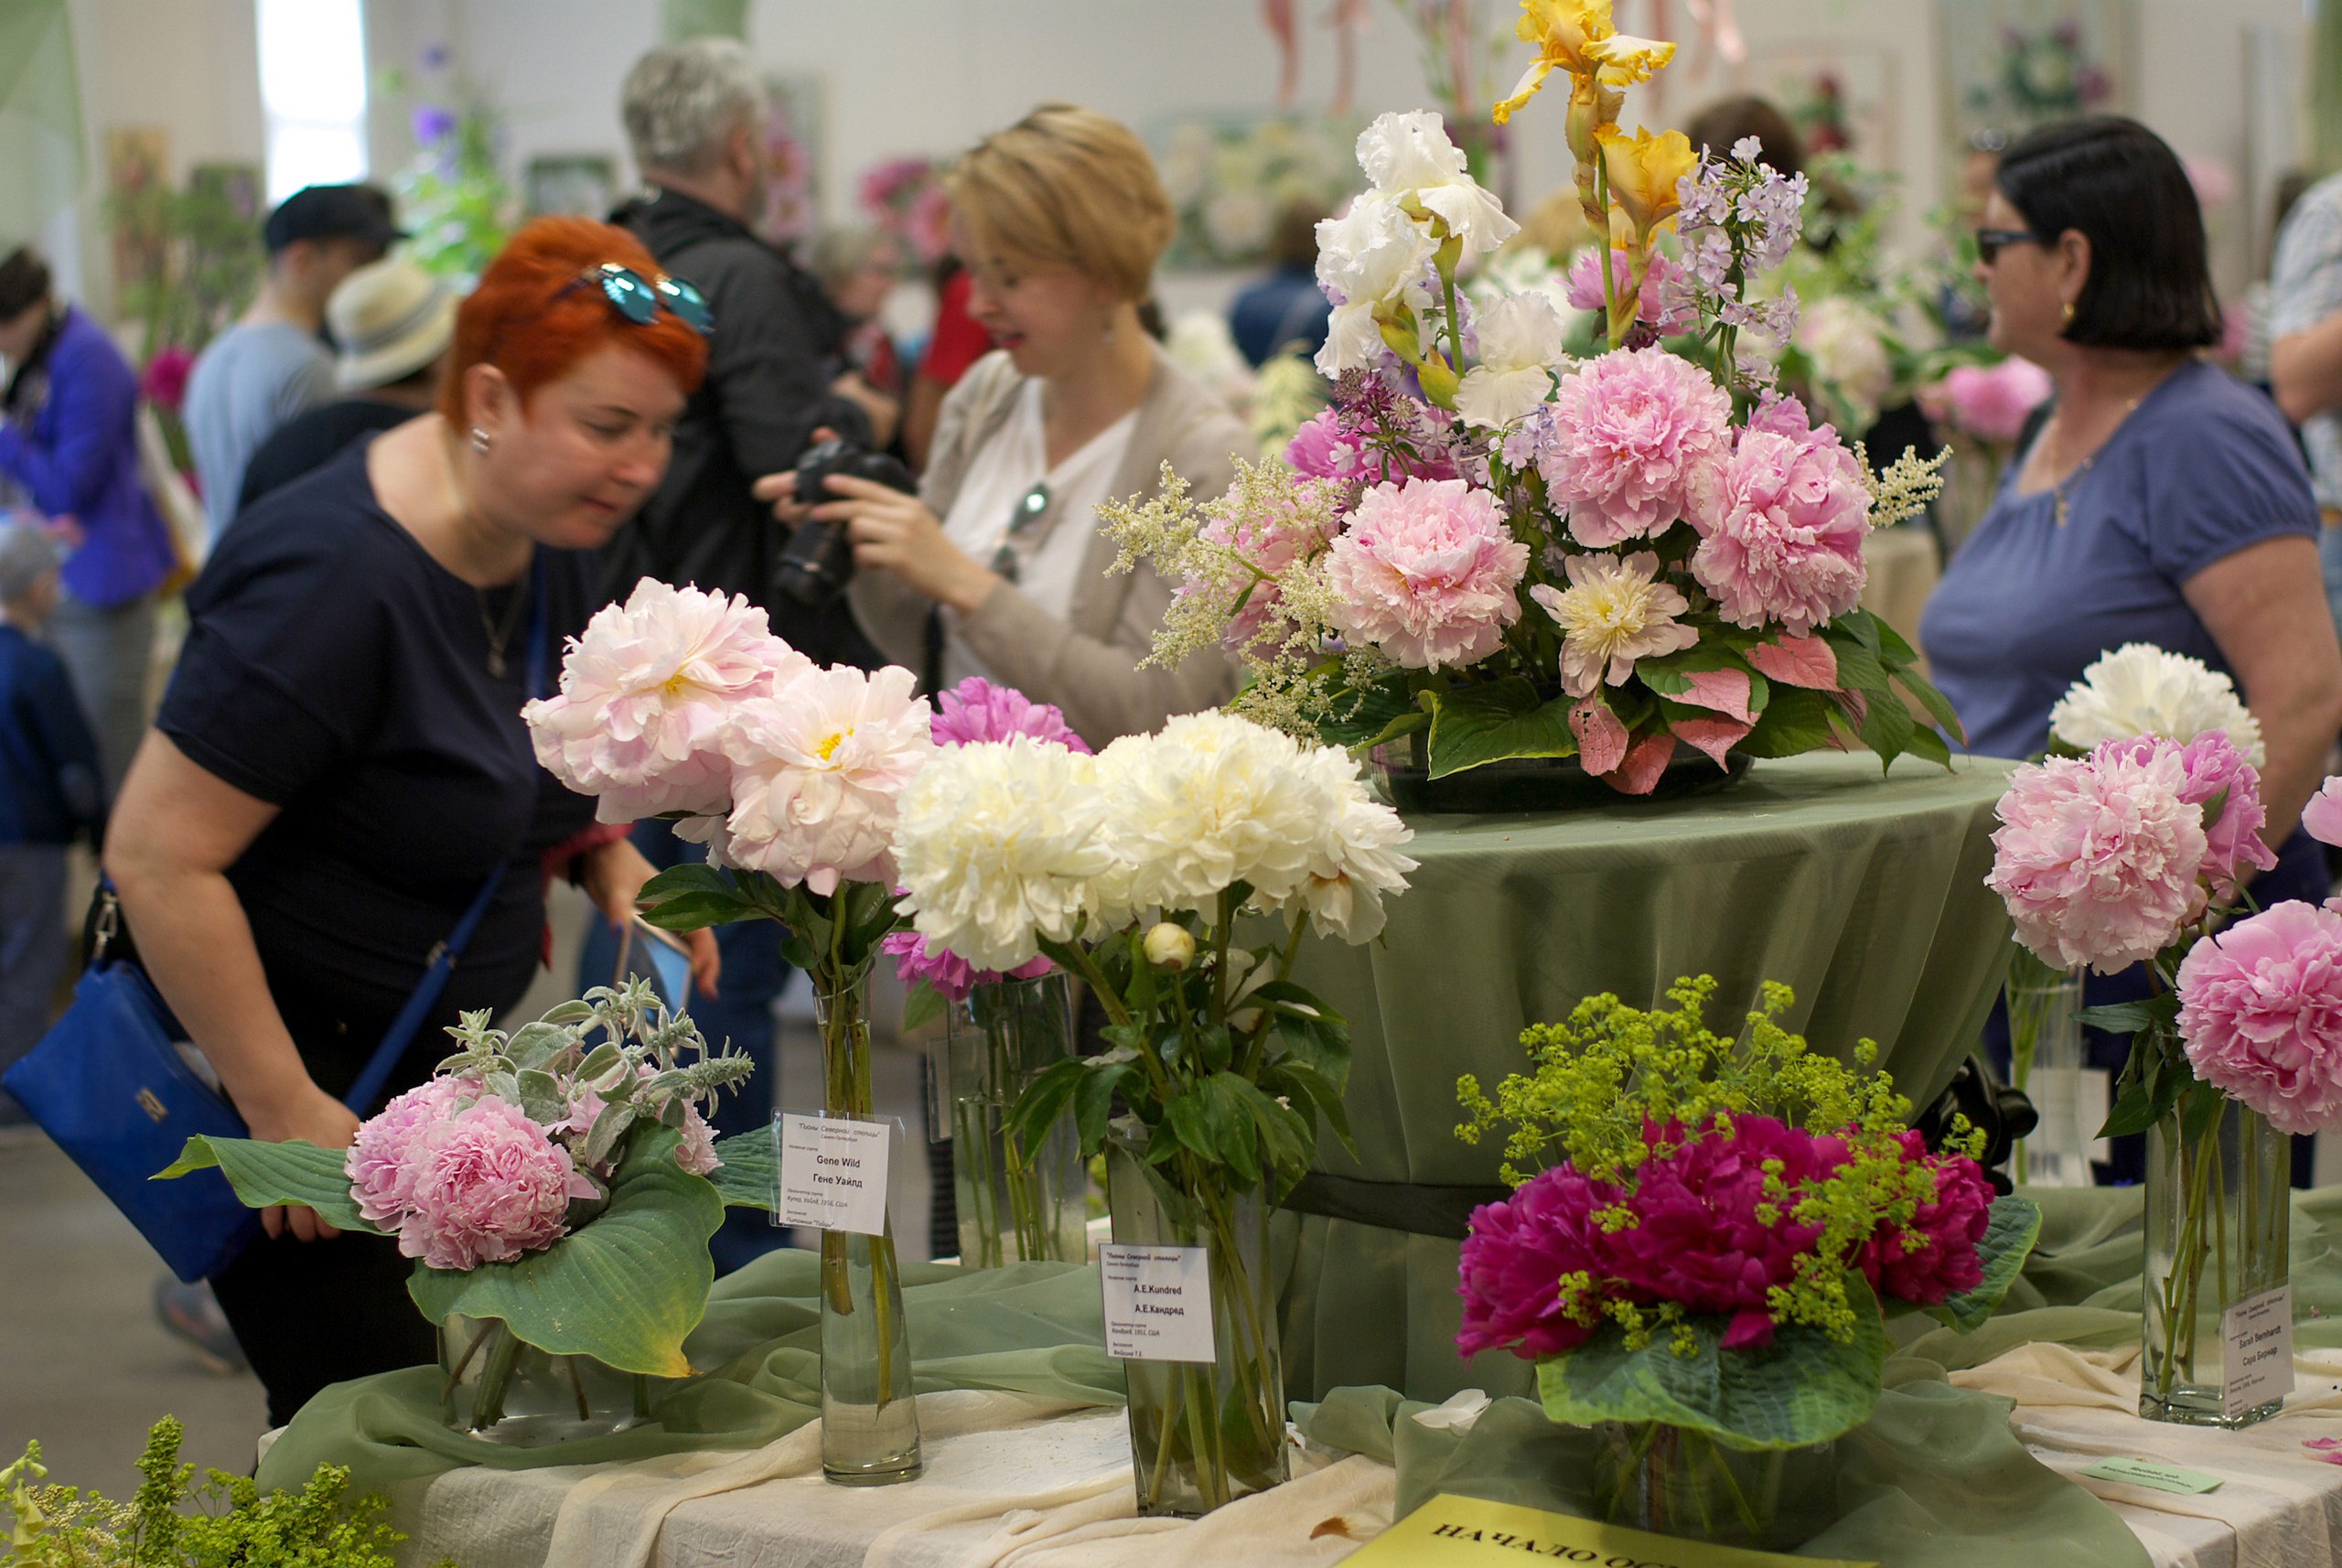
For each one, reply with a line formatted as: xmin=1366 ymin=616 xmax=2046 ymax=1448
xmin=2049 ymin=392 xmax=2147 ymax=528
xmin=475 ymin=577 xmax=527 ymax=679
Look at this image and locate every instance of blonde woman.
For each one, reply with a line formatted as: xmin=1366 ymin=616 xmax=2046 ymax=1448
xmin=762 ymin=104 xmax=1248 ymax=746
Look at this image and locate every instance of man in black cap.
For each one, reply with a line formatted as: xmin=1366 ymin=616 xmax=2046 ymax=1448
xmin=185 ymin=184 xmax=401 ymax=542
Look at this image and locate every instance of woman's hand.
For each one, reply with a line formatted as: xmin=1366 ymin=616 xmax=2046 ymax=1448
xmin=816 ymin=474 xmax=1002 ymax=614
xmin=242 ymin=1084 xmax=360 ymax=1241
xmin=578 ymin=835 xmax=722 ymax=999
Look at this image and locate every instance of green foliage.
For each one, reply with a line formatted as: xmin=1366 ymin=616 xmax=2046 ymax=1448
xmin=153 ymin=1138 xmax=378 ymax=1235
xmin=106 ymin=165 xmax=265 ymax=364
xmin=2 ymin=1417 xmax=446 ymax=1567
xmin=1922 ymin=1196 xmax=2043 ymax=1332
xmin=1424 ymin=678 xmax=1578 ymax=778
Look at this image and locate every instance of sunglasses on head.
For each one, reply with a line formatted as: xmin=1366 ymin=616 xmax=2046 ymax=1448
xmin=1974 ymin=228 xmax=2049 ymax=265
xmin=563 ymin=262 xmax=714 ymax=336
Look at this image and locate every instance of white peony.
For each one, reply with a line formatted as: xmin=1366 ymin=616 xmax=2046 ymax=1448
xmin=719 ymin=664 xmax=935 ymax=895
xmin=2049 ymin=643 xmax=2267 ymax=765
xmin=891 ymin=737 xmax=1117 ymax=972
xmin=1095 ymin=712 xmax=1332 ymax=918
xmin=1793 ymin=298 xmax=1894 ymax=431
xmin=1314 ymin=195 xmax=1437 ymax=375
xmin=1454 ymin=291 xmax=1569 ymax=430
xmin=1353 ymin=111 xmax=1518 ymax=255
xmin=1291 ymin=746 xmax=1418 ymax=943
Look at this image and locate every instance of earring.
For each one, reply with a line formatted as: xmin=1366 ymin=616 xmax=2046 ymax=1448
xmin=469 ymin=426 xmax=491 ymax=453
xmin=2060 ymin=301 xmax=2076 ymax=326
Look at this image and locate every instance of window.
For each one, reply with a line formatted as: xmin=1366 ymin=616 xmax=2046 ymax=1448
xmin=257 ymin=0 xmax=369 ymax=204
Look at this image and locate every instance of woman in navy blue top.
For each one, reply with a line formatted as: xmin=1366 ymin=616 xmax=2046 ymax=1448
xmin=1922 ymin=119 xmax=2342 ymax=1180
xmin=103 ymin=220 xmax=719 ymax=1424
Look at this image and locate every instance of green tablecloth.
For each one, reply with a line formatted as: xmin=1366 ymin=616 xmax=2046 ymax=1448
xmin=1276 ymin=751 xmax=2020 ymax=1404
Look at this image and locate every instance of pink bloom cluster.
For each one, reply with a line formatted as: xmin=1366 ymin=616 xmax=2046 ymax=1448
xmin=1324 ymin=477 xmax=1529 ymax=670
xmin=1531 ymin=347 xmax=1733 ymax=548
xmin=1692 ymin=422 xmax=1871 ymax=636
xmin=1457 ymin=1116 xmax=1993 ymax=1360
xmin=1285 ymin=410 xmax=1373 ymax=482
xmin=1927 ymin=358 xmax=2052 ymax=445
xmin=1988 ymin=734 xmax=2272 ymax=972
xmin=345 ymin=1081 xmax=593 ymax=1272
xmin=929 ymin=676 xmax=1092 ymax=753
xmin=2176 ymin=900 xmax=2342 ymax=1135
xmin=1564 ymin=248 xmax=1693 ymax=335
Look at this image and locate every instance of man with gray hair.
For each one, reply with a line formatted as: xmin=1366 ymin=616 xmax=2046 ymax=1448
xmin=604 ymin=36 xmax=891 ymax=643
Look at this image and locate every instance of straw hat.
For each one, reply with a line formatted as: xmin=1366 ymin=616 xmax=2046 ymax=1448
xmin=328 ymin=257 xmax=457 ymax=392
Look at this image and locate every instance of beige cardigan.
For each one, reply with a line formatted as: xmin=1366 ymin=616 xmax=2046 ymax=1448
xmin=848 ymin=346 xmax=1249 ymax=746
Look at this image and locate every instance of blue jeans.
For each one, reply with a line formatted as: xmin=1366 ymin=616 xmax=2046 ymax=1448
xmin=577 ymin=820 xmax=793 ymax=1273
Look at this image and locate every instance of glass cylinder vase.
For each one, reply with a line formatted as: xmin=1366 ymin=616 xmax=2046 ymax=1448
xmin=2006 ymin=949 xmax=2093 ymax=1187
xmin=2140 ymin=1093 xmax=2291 ymax=1426
xmin=437 ymin=1315 xmax=651 ymax=1445
xmin=941 ymin=973 xmax=1087 ymax=1267
xmin=814 ymin=978 xmax=922 ymax=1484
xmin=1105 ymin=1141 xmax=1288 ymax=1518
xmin=1590 ymin=1423 xmax=1834 ymax=1551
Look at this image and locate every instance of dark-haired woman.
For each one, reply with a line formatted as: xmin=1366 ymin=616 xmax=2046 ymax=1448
xmin=1920 ymin=116 xmax=2342 ymax=1179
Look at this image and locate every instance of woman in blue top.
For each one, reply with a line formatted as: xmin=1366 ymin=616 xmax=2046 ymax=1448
xmin=0 ymin=247 xmax=179 ymax=793
xmin=1922 ymin=117 xmax=2342 ymax=1178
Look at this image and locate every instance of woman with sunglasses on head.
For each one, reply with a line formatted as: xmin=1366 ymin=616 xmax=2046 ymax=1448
xmin=1920 ymin=118 xmax=2342 ymax=1177
xmin=102 ymin=218 xmax=719 ymax=1424
xmin=760 ymin=104 xmax=1250 ymax=746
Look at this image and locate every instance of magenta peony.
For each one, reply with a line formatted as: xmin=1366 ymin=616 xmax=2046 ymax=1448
xmin=2176 ymin=900 xmax=2342 ymax=1135
xmin=345 ymin=1076 xmax=474 ymax=1227
xmin=929 ymin=677 xmax=1091 ymax=753
xmin=719 ymin=663 xmax=936 ymax=895
xmin=523 ymin=578 xmax=811 ymax=823
xmin=398 ymin=1098 xmax=585 ymax=1270
xmin=1456 ymin=1165 xmax=1619 ymax=1359
xmin=1533 ymin=347 xmax=1734 ymax=548
xmin=1858 ymin=1134 xmax=1993 ymax=1305
xmin=880 ymin=927 xmax=1052 ymax=1003
xmin=1692 ymin=425 xmax=1871 ymax=635
xmin=1986 ymin=740 xmax=2208 ymax=972
xmin=1323 ymin=477 xmax=1529 ymax=670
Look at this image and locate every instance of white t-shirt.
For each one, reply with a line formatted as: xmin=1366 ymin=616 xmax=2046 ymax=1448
xmin=936 ymin=379 xmax=1138 ymax=687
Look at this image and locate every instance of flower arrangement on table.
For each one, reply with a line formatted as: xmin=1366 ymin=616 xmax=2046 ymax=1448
xmin=1455 ymin=976 xmax=2039 ymax=1545
xmin=1102 ymin=3 xmax=1958 ymax=798
xmin=1982 ymin=644 xmax=2342 ymax=1423
xmin=889 ymin=705 xmax=1416 ymax=1515
xmin=158 ymin=981 xmax=760 ymax=1434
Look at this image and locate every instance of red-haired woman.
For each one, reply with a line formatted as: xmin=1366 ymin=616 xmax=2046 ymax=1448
xmin=104 ymin=219 xmax=719 ymax=1423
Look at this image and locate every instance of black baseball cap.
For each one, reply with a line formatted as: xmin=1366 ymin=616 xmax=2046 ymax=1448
xmin=263 ymin=184 xmax=406 ymax=254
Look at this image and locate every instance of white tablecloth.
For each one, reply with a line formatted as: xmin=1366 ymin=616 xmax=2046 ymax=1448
xmin=397 ymin=1348 xmax=2342 ymax=1568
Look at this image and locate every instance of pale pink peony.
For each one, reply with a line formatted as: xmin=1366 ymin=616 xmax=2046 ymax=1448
xmin=1692 ymin=426 xmax=1871 ymax=635
xmin=2177 ymin=900 xmax=2342 ymax=1135
xmin=1527 ymin=551 xmax=1699 ymax=698
xmin=2304 ymin=778 xmax=2342 ymax=849
xmin=1986 ymin=740 xmax=2208 ymax=972
xmin=1322 ymin=477 xmax=1528 ymax=670
xmin=674 ymin=1102 xmax=723 ymax=1176
xmin=523 ymin=579 xmax=811 ymax=822
xmin=1932 ymin=358 xmax=2052 ymax=445
xmin=398 ymin=1098 xmax=583 ymax=1271
xmin=1534 ymin=348 xmax=1734 ymax=548
xmin=2136 ymin=732 xmax=2275 ymax=897
xmin=929 ymin=677 xmax=1091 ymax=753
xmin=720 ymin=663 xmax=936 ymax=895
xmin=345 ymin=1076 xmax=475 ymax=1227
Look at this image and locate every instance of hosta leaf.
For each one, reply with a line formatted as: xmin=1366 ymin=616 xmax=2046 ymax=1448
xmin=1424 ymin=678 xmax=1578 ymax=778
xmin=155 ymin=1136 xmax=380 ymax=1236
xmin=1922 ymin=1196 xmax=2043 ymax=1332
xmin=708 ymin=1128 xmax=777 ymax=1210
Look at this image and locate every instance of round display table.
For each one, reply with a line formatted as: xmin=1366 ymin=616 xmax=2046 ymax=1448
xmin=1274 ymin=750 xmax=2020 ymax=1404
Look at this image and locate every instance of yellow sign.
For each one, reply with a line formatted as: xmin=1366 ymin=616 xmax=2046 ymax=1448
xmin=1342 ymin=1493 xmax=1876 ymax=1568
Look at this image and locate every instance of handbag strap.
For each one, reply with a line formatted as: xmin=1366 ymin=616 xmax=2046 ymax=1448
xmin=342 ymin=553 xmax=554 ymax=1117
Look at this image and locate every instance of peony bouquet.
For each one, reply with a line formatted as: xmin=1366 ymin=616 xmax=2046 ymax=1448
xmin=1102 ymin=9 xmax=1956 ymax=797
xmin=160 ymin=982 xmax=765 ymax=1420
xmin=1455 ymin=977 xmax=2037 ymax=1532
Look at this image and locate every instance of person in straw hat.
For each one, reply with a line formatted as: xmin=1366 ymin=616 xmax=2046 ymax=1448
xmin=231 ymin=256 xmax=457 ymax=516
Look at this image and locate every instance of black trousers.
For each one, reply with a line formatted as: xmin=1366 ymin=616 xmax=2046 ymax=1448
xmin=208 ymin=962 xmax=520 ymax=1428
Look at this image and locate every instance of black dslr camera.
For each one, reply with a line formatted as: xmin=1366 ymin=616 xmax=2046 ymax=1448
xmin=771 ymin=436 xmax=919 ymax=609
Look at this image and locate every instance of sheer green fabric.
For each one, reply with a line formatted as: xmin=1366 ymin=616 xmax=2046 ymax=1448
xmin=253 ymin=1252 xmax=1123 ymax=1496
xmin=0 ymin=0 xmax=84 ymax=240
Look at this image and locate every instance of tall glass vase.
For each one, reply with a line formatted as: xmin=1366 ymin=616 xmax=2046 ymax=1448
xmin=813 ymin=978 xmax=921 ymax=1484
xmin=1105 ymin=1141 xmax=1288 ymax=1518
xmin=2140 ymin=1093 xmax=2290 ymax=1426
xmin=2006 ymin=949 xmax=2092 ymax=1187
xmin=942 ymin=973 xmax=1086 ymax=1266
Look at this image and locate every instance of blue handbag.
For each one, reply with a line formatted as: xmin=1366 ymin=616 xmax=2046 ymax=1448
xmin=5 ymin=869 xmax=504 ymax=1283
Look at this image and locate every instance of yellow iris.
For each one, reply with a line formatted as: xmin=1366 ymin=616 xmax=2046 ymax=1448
xmin=1595 ymin=124 xmax=1698 ymax=244
xmin=1492 ymin=0 xmax=1676 ymax=124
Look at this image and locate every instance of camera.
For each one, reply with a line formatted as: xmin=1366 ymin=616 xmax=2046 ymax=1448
xmin=771 ymin=436 xmax=918 ymax=609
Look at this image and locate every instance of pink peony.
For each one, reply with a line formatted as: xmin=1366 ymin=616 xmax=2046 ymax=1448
xmin=524 ymin=579 xmax=811 ymax=823
xmin=1692 ymin=426 xmax=1871 ymax=635
xmin=1986 ymin=740 xmax=2208 ymax=972
xmin=140 ymin=346 xmax=196 ymax=413
xmin=398 ymin=1098 xmax=584 ymax=1270
xmin=674 ymin=1102 xmax=722 ymax=1176
xmin=1527 ymin=551 xmax=1698 ymax=698
xmin=2176 ymin=900 xmax=2342 ymax=1135
xmin=1932 ymin=358 xmax=2053 ymax=445
xmin=1534 ymin=348 xmax=1734 ymax=548
xmin=1743 ymin=389 xmax=1817 ymax=441
xmin=1284 ymin=409 xmax=1370 ymax=481
xmin=345 ymin=1076 xmax=475 ymax=1227
xmin=1564 ymin=247 xmax=1693 ymax=334
xmin=881 ymin=928 xmax=1052 ymax=1003
xmin=1456 ymin=1165 xmax=1620 ymax=1359
xmin=2303 ymin=777 xmax=2342 ymax=849
xmin=1858 ymin=1133 xmax=1992 ymax=1305
xmin=1322 ymin=477 xmax=1528 ymax=670
xmin=2100 ymin=732 xmax=2276 ymax=897
xmin=929 ymin=677 xmax=1091 ymax=753
xmin=720 ymin=663 xmax=936 ymax=895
